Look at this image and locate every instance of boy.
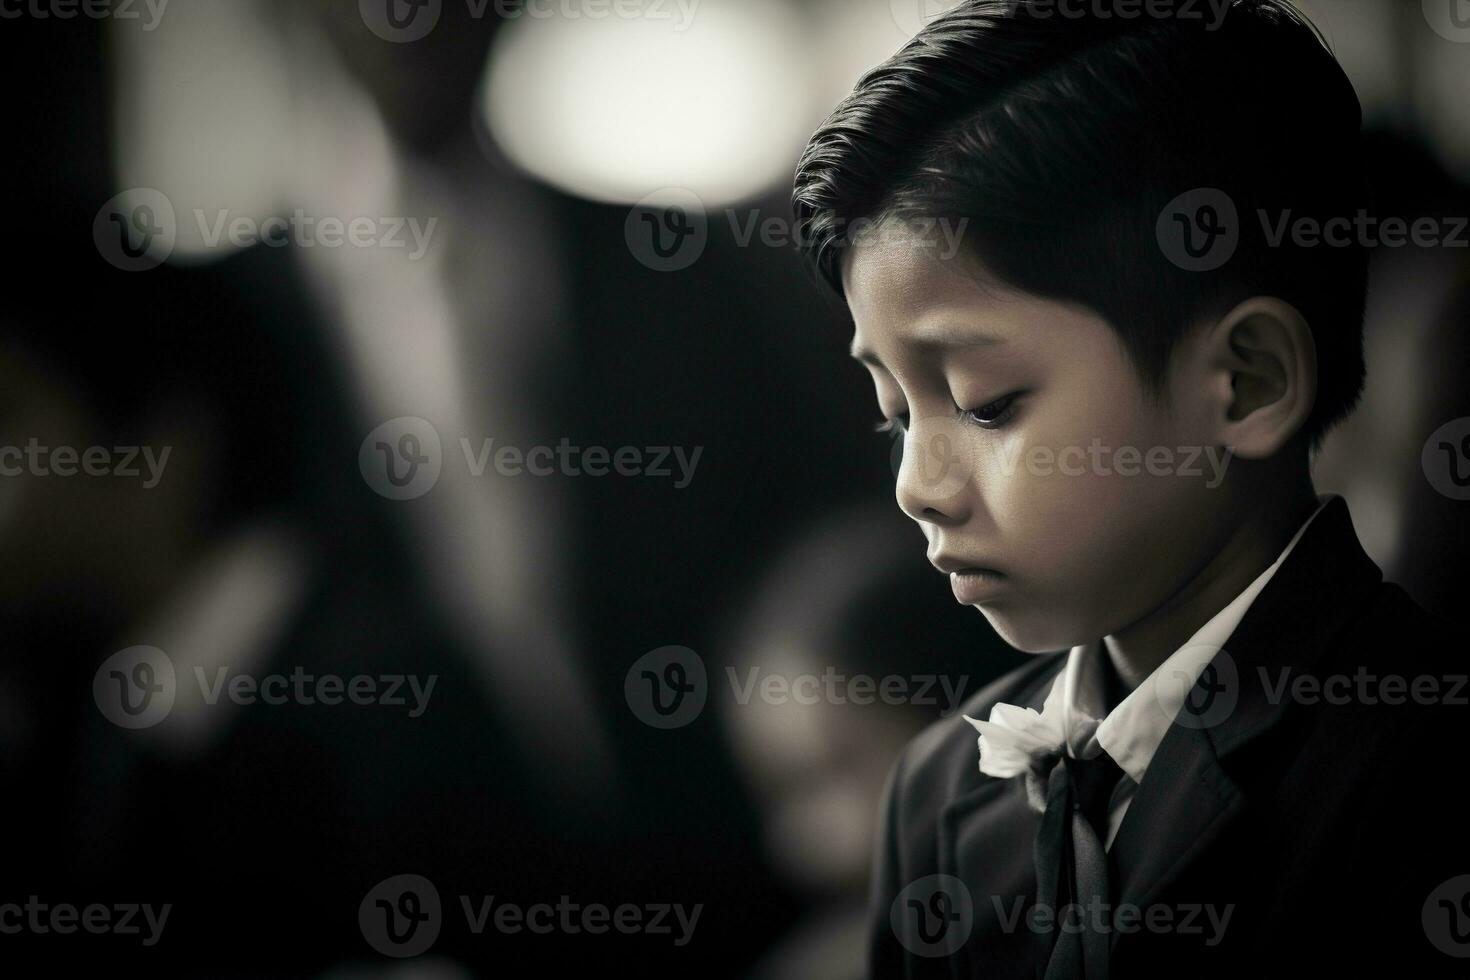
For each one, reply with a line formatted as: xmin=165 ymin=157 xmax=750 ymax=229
xmin=791 ymin=1 xmax=1467 ymax=975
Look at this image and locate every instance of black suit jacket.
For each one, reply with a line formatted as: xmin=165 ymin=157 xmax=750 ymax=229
xmin=869 ymin=497 xmax=1469 ymax=977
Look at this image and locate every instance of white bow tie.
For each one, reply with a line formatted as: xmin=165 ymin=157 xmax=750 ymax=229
xmin=964 ymin=699 xmax=1102 ymax=811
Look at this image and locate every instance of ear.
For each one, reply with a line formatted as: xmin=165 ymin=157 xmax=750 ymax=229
xmin=1199 ymin=297 xmax=1317 ymax=459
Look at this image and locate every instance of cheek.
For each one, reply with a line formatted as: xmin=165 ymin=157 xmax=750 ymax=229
xmin=983 ymin=377 xmax=1168 ymax=542
xmin=973 ymin=383 xmax=1222 ymax=639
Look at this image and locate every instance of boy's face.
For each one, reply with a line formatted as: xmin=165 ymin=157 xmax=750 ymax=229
xmin=843 ymin=229 xmax=1235 ymax=653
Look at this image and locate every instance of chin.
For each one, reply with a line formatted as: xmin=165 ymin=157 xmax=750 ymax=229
xmin=976 ymin=605 xmax=1085 ymax=656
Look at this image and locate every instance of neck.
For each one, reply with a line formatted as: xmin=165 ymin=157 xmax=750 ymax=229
xmin=1103 ymin=480 xmax=1319 ymax=693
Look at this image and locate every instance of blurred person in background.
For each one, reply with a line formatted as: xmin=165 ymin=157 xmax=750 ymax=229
xmin=2 ymin=0 xmax=1467 ymax=976
xmin=720 ymin=502 xmax=1023 ymax=980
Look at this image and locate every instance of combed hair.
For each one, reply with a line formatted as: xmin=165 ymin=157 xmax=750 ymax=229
xmin=792 ymin=0 xmax=1368 ymax=442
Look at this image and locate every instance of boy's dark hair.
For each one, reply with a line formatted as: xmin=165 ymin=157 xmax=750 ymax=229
xmin=792 ymin=0 xmax=1367 ymax=444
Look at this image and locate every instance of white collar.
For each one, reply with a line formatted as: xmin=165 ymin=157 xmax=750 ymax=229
xmin=1046 ymin=494 xmax=1335 ymax=784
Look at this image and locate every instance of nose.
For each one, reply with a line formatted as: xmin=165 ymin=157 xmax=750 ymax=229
xmin=894 ymin=422 xmax=971 ymax=527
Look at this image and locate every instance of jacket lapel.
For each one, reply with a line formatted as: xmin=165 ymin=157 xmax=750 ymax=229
xmin=1108 ymin=496 xmax=1383 ymax=947
xmin=940 ymin=659 xmax=1063 ymax=979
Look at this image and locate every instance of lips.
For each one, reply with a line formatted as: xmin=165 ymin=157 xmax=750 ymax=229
xmin=949 ymin=568 xmax=1008 ymax=604
xmin=930 ymin=553 xmax=1008 ymax=604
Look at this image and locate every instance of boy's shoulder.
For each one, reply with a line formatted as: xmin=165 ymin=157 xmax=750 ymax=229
xmin=881 ymin=571 xmax=1463 ymax=837
xmin=884 ymin=652 xmax=1065 ymax=832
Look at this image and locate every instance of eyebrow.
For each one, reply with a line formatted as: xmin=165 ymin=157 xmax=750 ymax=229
xmin=849 ymin=330 xmax=1006 ymax=369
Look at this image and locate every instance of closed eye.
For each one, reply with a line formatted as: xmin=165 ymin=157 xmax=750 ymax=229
xmin=963 ymin=392 xmax=1023 ymax=429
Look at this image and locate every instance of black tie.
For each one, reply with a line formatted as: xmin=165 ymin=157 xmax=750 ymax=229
xmin=1033 ymin=751 xmax=1127 ymax=980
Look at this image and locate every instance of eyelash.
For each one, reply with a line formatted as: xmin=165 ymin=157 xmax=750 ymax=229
xmin=874 ymin=392 xmax=1023 ymax=435
xmin=965 ymin=392 xmax=1022 ymax=428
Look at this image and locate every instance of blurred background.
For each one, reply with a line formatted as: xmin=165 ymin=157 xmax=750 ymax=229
xmin=0 ymin=0 xmax=1466 ymax=975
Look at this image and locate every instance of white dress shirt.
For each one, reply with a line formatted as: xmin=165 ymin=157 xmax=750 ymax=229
xmin=1045 ymin=495 xmax=1334 ymax=848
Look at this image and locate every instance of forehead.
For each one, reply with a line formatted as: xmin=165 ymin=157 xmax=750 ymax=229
xmin=842 ymin=229 xmax=981 ymax=319
xmin=840 ymin=229 xmax=1119 ymax=370
xmin=841 ymin=229 xmax=1022 ymax=358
